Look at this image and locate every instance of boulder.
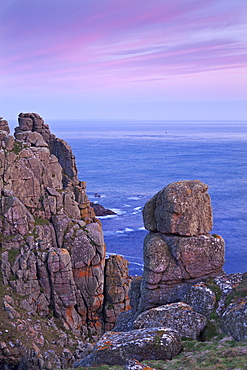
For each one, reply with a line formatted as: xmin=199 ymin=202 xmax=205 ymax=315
xmin=221 ymin=299 xmax=247 ymax=341
xmin=214 ymin=273 xmax=244 ymax=315
xmin=133 ymin=302 xmax=207 ymax=340
xmin=139 ymin=232 xmax=225 ymax=312
xmin=143 ymin=180 xmax=212 ymax=236
xmin=73 ymin=327 xmax=182 ymax=367
xmin=183 ymin=283 xmax=216 ymax=317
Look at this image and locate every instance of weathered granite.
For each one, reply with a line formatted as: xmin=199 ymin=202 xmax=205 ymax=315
xmin=133 ymin=302 xmax=207 ymax=340
xmin=73 ymin=327 xmax=182 ymax=367
xmin=0 ymin=114 xmax=127 ymax=354
xmin=138 ymin=181 xmax=225 ymax=314
xmin=221 ymin=299 xmax=247 ymax=341
xmin=104 ymin=254 xmax=131 ymax=331
xmin=143 ymin=180 xmax=212 ymax=236
xmin=139 ymin=232 xmax=224 ymax=312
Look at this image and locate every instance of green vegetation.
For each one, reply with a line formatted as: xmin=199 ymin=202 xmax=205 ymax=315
xmin=7 ymin=249 xmax=19 ymax=264
xmin=11 ymin=141 xmax=25 ymax=155
xmin=144 ymin=337 xmax=247 ymax=369
xmin=34 ymin=217 xmax=50 ymax=226
xmin=68 ymin=337 xmax=247 ymax=370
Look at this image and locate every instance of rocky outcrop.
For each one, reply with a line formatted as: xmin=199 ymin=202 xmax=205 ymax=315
xmin=0 ymin=114 xmax=131 ymax=369
xmin=133 ymin=302 xmax=207 ymax=340
xmin=90 ymin=202 xmax=117 ymax=216
xmin=74 ymin=327 xmax=182 ymax=367
xmin=221 ymin=299 xmax=247 ymax=341
xmin=138 ymin=180 xmax=225 ymax=314
xmin=216 ymin=272 xmax=247 ymax=340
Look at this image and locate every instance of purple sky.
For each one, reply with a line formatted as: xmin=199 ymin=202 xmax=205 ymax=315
xmin=1 ymin=0 xmax=247 ymax=120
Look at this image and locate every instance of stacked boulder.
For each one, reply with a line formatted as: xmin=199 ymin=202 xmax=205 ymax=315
xmin=139 ymin=180 xmax=225 ymax=313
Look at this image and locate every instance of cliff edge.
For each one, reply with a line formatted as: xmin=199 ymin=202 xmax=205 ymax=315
xmin=0 ymin=114 xmax=131 ymax=369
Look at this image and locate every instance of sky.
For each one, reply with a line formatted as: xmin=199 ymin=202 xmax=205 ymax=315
xmin=1 ymin=0 xmax=247 ymax=121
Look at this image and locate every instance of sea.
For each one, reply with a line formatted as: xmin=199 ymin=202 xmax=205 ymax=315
xmin=10 ymin=119 xmax=247 ymax=276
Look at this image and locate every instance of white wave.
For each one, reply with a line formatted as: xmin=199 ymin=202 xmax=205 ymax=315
xmin=97 ymin=214 xmax=118 ymax=219
xmin=138 ymin=227 xmax=146 ymax=231
xmin=123 ymin=204 xmax=131 ymax=207
xmin=125 ymin=227 xmax=134 ymax=232
xmin=134 ymin=206 xmax=142 ymax=211
xmin=127 ymin=196 xmax=141 ymax=200
xmin=104 ymin=230 xmax=117 ymax=236
xmin=110 ymin=208 xmax=126 ymax=215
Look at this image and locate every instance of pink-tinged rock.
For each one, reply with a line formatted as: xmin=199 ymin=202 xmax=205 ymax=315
xmin=143 ymin=180 xmax=212 ymax=236
xmin=1 ymin=196 xmax=34 ymax=235
xmin=144 ymin=233 xmax=225 ymax=282
xmin=104 ymin=255 xmax=131 ymax=331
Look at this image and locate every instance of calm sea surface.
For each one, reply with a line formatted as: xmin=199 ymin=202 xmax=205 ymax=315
xmin=11 ymin=119 xmax=247 ymax=275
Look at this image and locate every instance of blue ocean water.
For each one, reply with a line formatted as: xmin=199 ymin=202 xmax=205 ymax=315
xmin=12 ymin=119 xmax=247 ymax=276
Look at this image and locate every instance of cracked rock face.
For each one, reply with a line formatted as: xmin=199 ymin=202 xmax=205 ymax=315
xmin=0 ymin=113 xmax=131 ymax=365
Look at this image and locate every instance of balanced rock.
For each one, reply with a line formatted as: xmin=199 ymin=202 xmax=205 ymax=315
xmin=74 ymin=327 xmax=182 ymax=367
xmin=143 ymin=180 xmax=212 ymax=236
xmin=133 ymin=302 xmax=207 ymax=340
xmin=136 ymin=180 xmax=225 ymax=314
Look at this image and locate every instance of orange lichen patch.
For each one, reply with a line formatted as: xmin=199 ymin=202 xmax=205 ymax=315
xmin=98 ymin=345 xmax=112 ymax=351
xmin=65 ymin=306 xmax=74 ymax=326
xmin=94 ymin=320 xmax=102 ymax=329
xmin=212 ymin=234 xmax=222 ymax=239
xmin=49 ymin=251 xmax=57 ymax=257
xmin=73 ymin=267 xmax=92 ymax=279
xmin=60 ymin=248 xmax=69 ymax=255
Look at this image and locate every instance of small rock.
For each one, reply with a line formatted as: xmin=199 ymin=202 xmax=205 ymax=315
xmin=124 ymin=358 xmax=155 ymax=370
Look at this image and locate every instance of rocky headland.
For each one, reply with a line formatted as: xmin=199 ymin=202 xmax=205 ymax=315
xmin=0 ymin=114 xmax=246 ymax=369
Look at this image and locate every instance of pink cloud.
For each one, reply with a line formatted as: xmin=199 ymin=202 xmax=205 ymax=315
xmin=1 ymin=0 xmax=246 ymax=103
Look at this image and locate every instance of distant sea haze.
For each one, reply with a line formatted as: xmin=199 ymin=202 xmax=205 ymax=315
xmin=10 ymin=119 xmax=246 ymax=276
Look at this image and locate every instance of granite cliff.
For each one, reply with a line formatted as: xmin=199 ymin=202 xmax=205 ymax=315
xmin=0 ymin=114 xmax=130 ymax=369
